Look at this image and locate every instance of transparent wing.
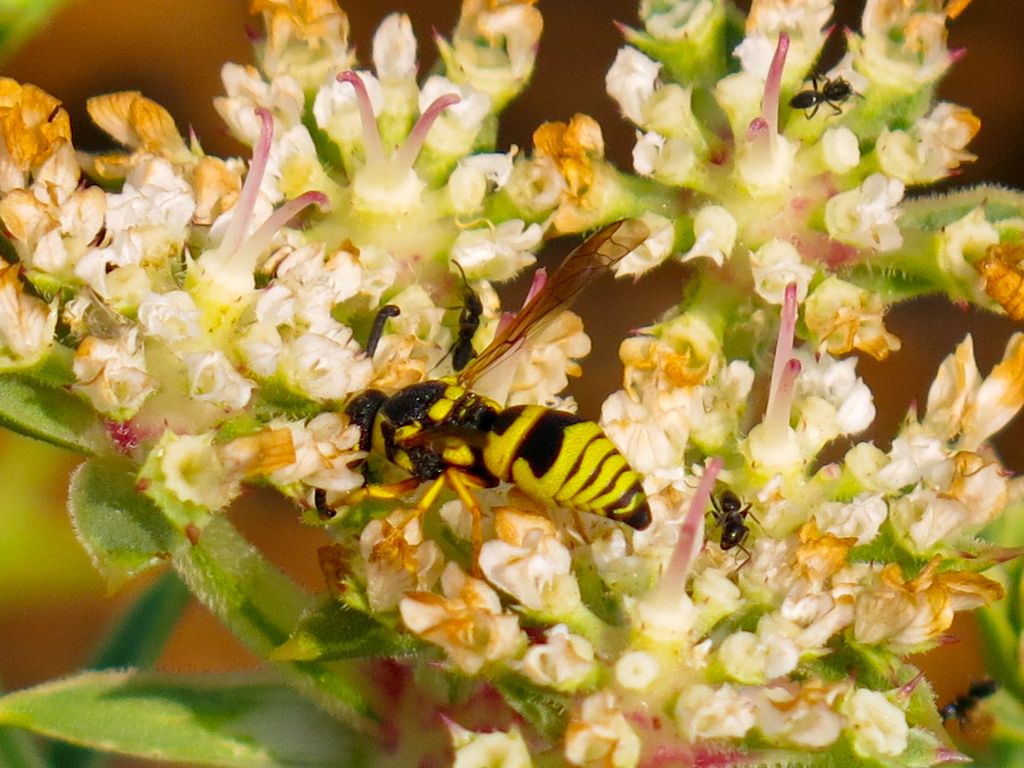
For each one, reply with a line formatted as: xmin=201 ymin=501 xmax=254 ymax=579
xmin=459 ymin=218 xmax=650 ymax=387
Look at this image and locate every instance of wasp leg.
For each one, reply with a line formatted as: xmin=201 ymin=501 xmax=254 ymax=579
xmin=345 ymin=477 xmax=423 ymax=505
xmin=443 ymin=468 xmax=488 ymax=575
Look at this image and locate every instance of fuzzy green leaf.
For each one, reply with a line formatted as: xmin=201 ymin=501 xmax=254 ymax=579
xmin=68 ymin=458 xmax=178 ymax=589
xmin=48 ymin=569 xmax=191 ymax=768
xmin=0 ymin=725 xmax=48 ymax=768
xmin=273 ymin=600 xmax=426 ymax=662
xmin=0 ymin=374 xmax=107 ymax=455
xmin=172 ymin=516 xmax=378 ymax=723
xmin=492 ymin=674 xmax=570 ymax=743
xmin=0 ymin=670 xmax=368 ymax=768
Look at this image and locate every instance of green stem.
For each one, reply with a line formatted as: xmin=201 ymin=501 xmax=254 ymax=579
xmin=171 ymin=515 xmax=383 ymax=726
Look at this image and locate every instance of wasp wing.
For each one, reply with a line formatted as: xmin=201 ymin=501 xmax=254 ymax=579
xmin=458 ymin=218 xmax=650 ymax=387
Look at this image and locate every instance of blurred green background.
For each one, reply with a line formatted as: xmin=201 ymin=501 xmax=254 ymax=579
xmin=0 ymin=0 xmax=1021 ymax=743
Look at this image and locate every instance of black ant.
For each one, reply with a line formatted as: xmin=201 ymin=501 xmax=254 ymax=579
xmin=709 ymin=490 xmax=755 ymax=565
xmin=448 ymin=261 xmax=483 ymax=372
xmin=365 ymin=304 xmax=401 ymax=358
xmin=941 ymin=679 xmax=998 ymax=729
xmin=789 ymin=75 xmax=856 ymax=118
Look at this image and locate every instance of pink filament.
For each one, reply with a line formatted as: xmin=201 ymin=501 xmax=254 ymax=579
xmin=653 ymin=457 xmax=724 ymax=604
xmin=393 ymin=92 xmax=461 ymax=169
xmin=766 ymin=282 xmax=798 ymax=419
xmin=222 ymin=107 xmax=274 ymax=255
xmin=227 ymin=191 xmax=329 ymax=273
xmin=762 ymin=32 xmax=790 ymax=136
xmin=338 ymin=71 xmax=385 ymax=166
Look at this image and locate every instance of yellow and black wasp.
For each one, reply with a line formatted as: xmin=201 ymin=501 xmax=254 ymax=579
xmin=341 ymin=219 xmax=652 ymax=549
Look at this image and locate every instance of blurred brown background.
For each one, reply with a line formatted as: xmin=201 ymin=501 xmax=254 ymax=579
xmin=1 ymin=0 xmax=1022 ymax=754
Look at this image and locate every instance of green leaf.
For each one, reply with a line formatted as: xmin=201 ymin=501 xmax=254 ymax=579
xmin=273 ymin=599 xmax=427 ymax=662
xmin=0 ymin=374 xmax=106 ymax=455
xmin=48 ymin=569 xmax=191 ymax=768
xmin=492 ymin=674 xmax=569 ymax=743
xmin=71 ymin=459 xmax=381 ymax=724
xmin=91 ymin=569 xmax=192 ymax=668
xmin=0 ymin=724 xmax=49 ymax=768
xmin=68 ymin=458 xmax=178 ymax=589
xmin=0 ymin=670 xmax=369 ymax=768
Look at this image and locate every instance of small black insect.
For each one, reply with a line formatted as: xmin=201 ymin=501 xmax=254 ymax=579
xmin=789 ymin=75 xmax=856 ymax=118
xmin=941 ymin=679 xmax=999 ymax=727
xmin=709 ymin=490 xmax=754 ymax=564
xmin=366 ymin=304 xmax=401 ymax=358
xmin=314 ymin=487 xmax=334 ymax=519
xmin=449 ymin=261 xmax=484 ymax=372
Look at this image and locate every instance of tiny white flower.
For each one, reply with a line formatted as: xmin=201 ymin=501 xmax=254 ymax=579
xmin=612 ymin=212 xmax=675 ymax=278
xmin=479 ymin=509 xmax=582 ymax=615
xmin=824 ymin=173 xmax=905 ymax=252
xmin=361 ymin=509 xmax=444 ymax=612
xmin=814 ymin=494 xmax=887 ymax=545
xmin=400 ymin=563 xmax=524 ymax=674
xmin=137 ymin=291 xmax=201 ymax=344
xmin=564 ymin=691 xmax=641 ymax=768
xmin=181 ymin=350 xmax=255 ymax=410
xmin=73 ymin=329 xmax=157 ymax=418
xmin=749 ymin=239 xmax=815 ymax=305
xmin=216 ymin=63 xmax=305 ymax=143
xmin=156 ymin=431 xmax=238 ymax=511
xmin=674 ymin=683 xmax=755 ymax=741
xmin=845 ymin=688 xmax=909 ymax=758
xmin=754 ymin=685 xmax=844 ymax=749
xmin=419 ymin=76 xmax=492 ymax=158
xmin=280 ymin=329 xmax=373 ymax=402
xmin=265 ymin=413 xmax=364 ymax=492
xmin=680 ymin=204 xmax=737 ymax=266
xmin=516 ymin=625 xmax=596 ymax=691
xmin=793 ymin=349 xmax=876 ymax=439
xmin=0 ymin=261 xmax=57 ymax=364
xmin=372 ymin=13 xmax=417 ymax=81
xmin=450 ymin=219 xmax=541 ymax=281
xmin=822 ymin=127 xmax=861 ymax=174
xmin=451 ymin=725 xmax=533 ymax=768
xmin=605 ymin=47 xmax=660 ymax=125
xmin=889 ymin=488 xmax=969 ymax=552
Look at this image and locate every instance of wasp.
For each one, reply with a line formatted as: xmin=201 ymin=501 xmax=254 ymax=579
xmin=975 ymin=244 xmax=1024 ymax=322
xmin=343 ymin=219 xmax=652 ymax=548
xmin=708 ymin=490 xmax=754 ymax=564
xmin=789 ymin=75 xmax=856 ymax=118
xmin=941 ymin=679 xmax=998 ymax=730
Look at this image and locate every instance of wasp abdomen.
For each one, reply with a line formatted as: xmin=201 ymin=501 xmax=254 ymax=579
xmin=484 ymin=405 xmax=650 ymax=529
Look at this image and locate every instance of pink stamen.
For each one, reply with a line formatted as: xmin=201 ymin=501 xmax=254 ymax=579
xmin=338 ymin=71 xmax=385 ymax=166
xmin=765 ymin=282 xmax=798 ymax=418
xmin=393 ymin=92 xmax=461 ymax=169
xmin=762 ymin=32 xmax=790 ymax=136
xmin=222 ymin=107 xmax=274 ymax=255
xmin=227 ymin=191 xmax=328 ymax=271
xmin=652 ymin=457 xmax=724 ymax=605
xmin=766 ymin=358 xmax=801 ymax=433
